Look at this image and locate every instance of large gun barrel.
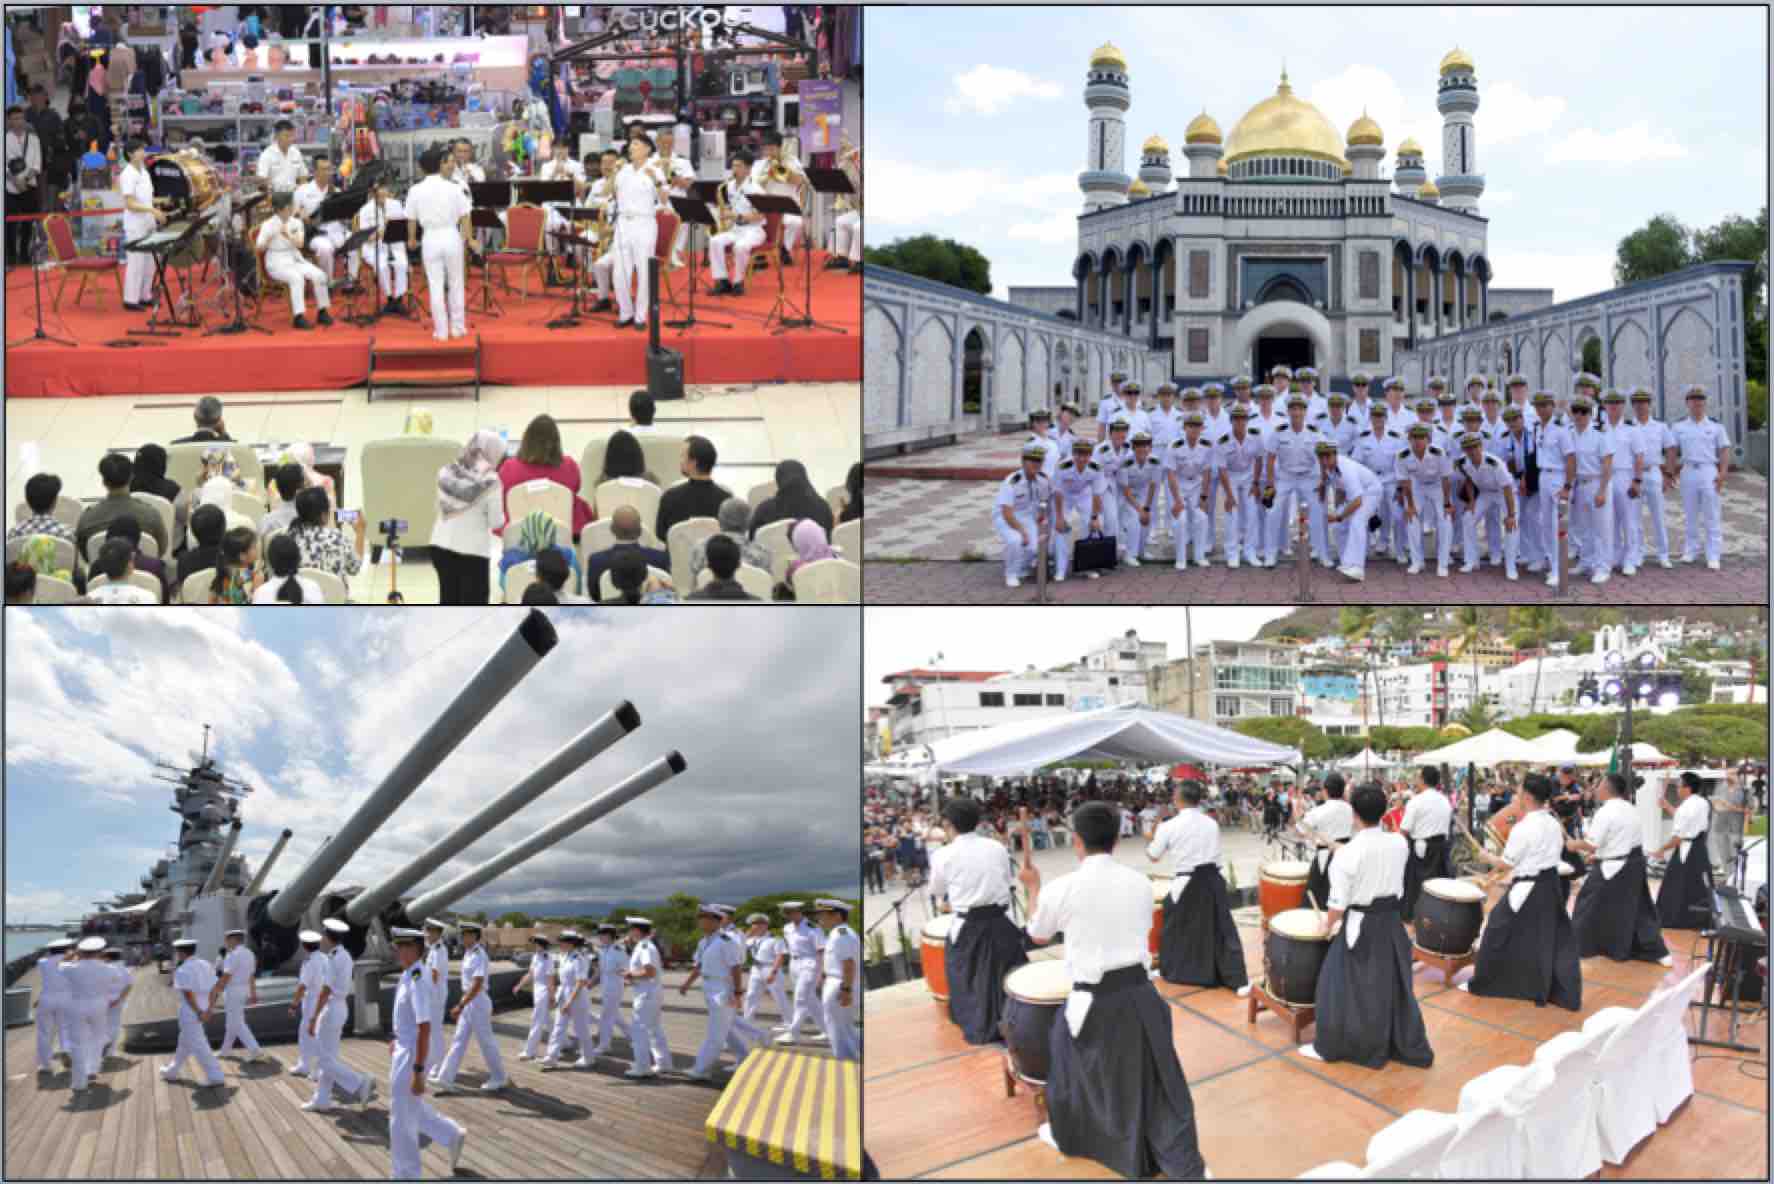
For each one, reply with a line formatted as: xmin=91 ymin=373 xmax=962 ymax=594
xmin=242 ymin=829 xmax=293 ymax=897
xmin=404 ymin=751 xmax=686 ymax=921
xmin=200 ymin=821 xmax=243 ymax=897
xmin=345 ymin=701 xmax=642 ymax=925
xmin=267 ymin=609 xmax=559 ymax=927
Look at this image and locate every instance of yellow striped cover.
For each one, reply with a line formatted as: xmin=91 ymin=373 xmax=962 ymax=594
xmin=704 ymin=1048 xmax=861 ymax=1180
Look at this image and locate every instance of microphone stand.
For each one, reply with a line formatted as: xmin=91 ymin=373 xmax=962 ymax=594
xmin=6 ymin=216 xmax=75 ymax=349
xmin=864 ymin=881 xmax=924 ymax=986
xmin=204 ymin=199 xmax=271 ymax=337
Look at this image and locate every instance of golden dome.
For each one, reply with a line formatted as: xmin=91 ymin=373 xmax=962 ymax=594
xmin=1346 ymin=110 xmax=1383 ymax=147
xmin=1141 ymin=133 xmax=1170 ymax=155
xmin=1090 ymin=42 xmax=1127 ymax=71
xmin=1341 ymin=160 xmax=1353 ymax=176
xmin=1184 ymin=111 xmax=1222 ymax=145
xmin=1217 ymin=159 xmax=1229 ymax=176
xmin=1397 ymin=137 xmax=1424 ymax=157
xmin=1439 ymin=47 xmax=1474 ymax=76
xmin=1128 ymin=178 xmax=1151 ymax=197
xmin=1417 ymin=180 xmax=1441 ymax=199
xmin=1222 ymin=71 xmax=1349 ymax=169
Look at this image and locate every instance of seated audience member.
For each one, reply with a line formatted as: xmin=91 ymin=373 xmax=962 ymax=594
xmin=6 ymin=563 xmax=37 ymax=604
xmin=87 ymin=539 xmax=160 ymax=604
xmin=601 ymin=548 xmax=676 ymax=604
xmin=128 ymin=443 xmax=185 ymax=544
xmin=253 ymin=534 xmax=325 ymax=604
xmin=499 ymin=511 xmax=581 ymax=598
xmin=583 ymin=505 xmax=670 ymax=595
xmin=431 ymin=430 xmax=509 ymax=606
xmin=171 ymin=396 xmax=233 ymax=444
xmin=749 ymin=460 xmax=834 ymax=539
xmin=840 ymin=461 xmax=863 ymax=524
xmin=535 ymin=547 xmax=589 ymax=603
xmin=282 ymin=443 xmax=335 ymax=509
xmin=689 ymin=496 xmax=773 ymax=585
xmin=597 ymin=430 xmax=659 ymax=487
xmin=779 ymin=519 xmax=835 ymax=600
xmin=193 ymin=446 xmax=248 ymax=511
xmin=628 ymin=390 xmax=657 ymax=433
xmin=520 ymin=584 xmax=560 ymax=605
xmin=687 ymin=535 xmax=760 ymax=601
xmin=7 ymin=473 xmax=77 ymax=549
xmin=287 ymin=486 xmax=364 ymax=592
xmin=498 ymin=414 xmax=592 ymax=539
xmin=178 ymin=505 xmax=229 ymax=585
xmin=104 ymin=518 xmax=171 ymax=600
xmin=76 ymin=453 xmax=169 ymax=557
xmin=208 ymin=527 xmax=262 ymax=605
xmin=655 ymin=436 xmax=731 ymax=541
xmin=261 ymin=463 xmax=307 ymax=540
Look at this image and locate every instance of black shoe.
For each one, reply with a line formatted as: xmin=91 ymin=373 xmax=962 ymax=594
xmin=780 ymin=247 xmax=793 ymax=265
xmin=729 ymin=283 xmax=746 ymax=298
xmin=708 ymin=279 xmax=732 ymax=296
xmin=292 ymin=315 xmax=312 ymax=330
xmin=122 ymin=302 xmax=144 ymax=312
xmin=824 ymin=257 xmax=847 ymax=270
xmin=316 ymin=310 xmax=334 ymax=327
xmin=591 ymin=299 xmax=613 ymax=313
xmin=386 ymin=298 xmax=403 ymax=315
xmin=615 ymin=318 xmax=633 ymax=329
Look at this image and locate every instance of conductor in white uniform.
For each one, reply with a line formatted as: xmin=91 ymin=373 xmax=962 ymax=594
xmin=405 ymin=147 xmax=475 ymax=341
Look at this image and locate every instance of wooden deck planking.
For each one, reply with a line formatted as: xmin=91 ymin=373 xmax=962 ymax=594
xmin=7 ymin=963 xmax=817 ymax=1179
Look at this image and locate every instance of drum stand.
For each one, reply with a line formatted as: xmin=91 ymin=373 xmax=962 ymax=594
xmin=1247 ymin=978 xmax=1315 ymax=1045
xmin=1410 ymin=943 xmax=1477 ymax=987
xmin=997 ymin=1033 xmax=1049 ymax=1120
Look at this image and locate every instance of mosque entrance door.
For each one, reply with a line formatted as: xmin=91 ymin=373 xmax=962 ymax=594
xmin=1255 ymin=335 xmax=1312 ymax=381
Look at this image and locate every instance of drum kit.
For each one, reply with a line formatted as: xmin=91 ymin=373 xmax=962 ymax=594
xmin=125 ymin=148 xmax=276 ymax=333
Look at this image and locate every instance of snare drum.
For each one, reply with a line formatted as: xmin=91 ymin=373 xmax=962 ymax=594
xmin=1259 ymin=860 xmax=1311 ymax=925
xmin=1415 ymin=878 xmax=1484 ymax=955
xmin=1002 ymin=960 xmax=1072 ymax=1086
xmin=920 ymin=915 xmax=955 ymax=1002
xmin=1264 ymin=908 xmax=1330 ymax=1007
xmin=1149 ymin=878 xmax=1172 ymax=956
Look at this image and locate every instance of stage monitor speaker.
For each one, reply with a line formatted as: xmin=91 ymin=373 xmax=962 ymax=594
xmin=648 ymin=346 xmax=685 ymax=401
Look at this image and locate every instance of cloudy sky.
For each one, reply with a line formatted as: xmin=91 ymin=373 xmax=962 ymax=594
xmin=865 ymin=607 xmax=1295 ymax=707
xmin=5 ymin=608 xmax=860 ymax=925
xmin=867 ymin=5 xmax=1768 ymax=300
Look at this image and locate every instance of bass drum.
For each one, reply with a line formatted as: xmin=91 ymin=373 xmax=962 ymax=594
xmin=1264 ymin=908 xmax=1330 ymax=1007
xmin=147 ymin=152 xmax=223 ymax=214
xmin=1001 ymin=960 xmax=1072 ymax=1087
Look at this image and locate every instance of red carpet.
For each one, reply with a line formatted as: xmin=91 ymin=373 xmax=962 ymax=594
xmin=4 ymin=253 xmax=860 ymax=397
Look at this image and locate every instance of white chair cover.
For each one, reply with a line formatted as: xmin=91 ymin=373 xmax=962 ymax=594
xmin=593 ymin=478 xmax=663 ymax=525
xmin=6 ymin=533 xmax=78 ymax=574
xmin=598 ymin=565 xmax=672 ymax=601
xmin=666 ymin=516 xmax=720 ymax=593
xmin=506 ymin=478 xmax=574 ymax=538
xmin=31 ymin=574 xmax=78 ymax=603
xmin=832 ymin=517 xmax=861 ymax=560
xmin=132 ymin=491 xmax=177 ymax=546
xmin=1648 ymin=963 xmax=1709 ymax=1123
xmin=1588 ymin=994 xmax=1662 ymax=1163
xmin=791 ymin=557 xmax=860 ymax=603
xmin=1451 ymin=1064 xmax=1544 ymax=1177
xmin=754 ymin=518 xmax=795 ymax=583
xmin=299 ymin=567 xmax=348 ymax=604
xmin=1527 ymin=1027 xmax=1606 ymax=1179
xmin=1295 ymin=1163 xmax=1363 ymax=1179
xmin=695 ymin=563 xmax=773 ymax=599
xmin=1360 ymin=1109 xmax=1461 ymax=1179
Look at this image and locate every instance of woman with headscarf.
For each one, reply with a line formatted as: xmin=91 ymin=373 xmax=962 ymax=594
xmin=129 ymin=443 xmax=185 ymax=550
xmin=688 ymin=496 xmax=773 ymax=585
xmin=279 ymin=442 xmax=336 ymax=510
xmin=596 ymin=429 xmax=658 ymax=487
xmin=749 ymin=460 xmax=833 ymax=539
xmin=430 ymin=429 xmax=508 ymax=604
xmin=783 ymin=519 xmax=835 ymax=598
xmin=498 ymin=509 xmax=581 ymax=598
xmin=840 ymin=461 xmax=863 ymax=524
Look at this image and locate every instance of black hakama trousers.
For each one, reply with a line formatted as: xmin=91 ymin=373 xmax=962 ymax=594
xmin=1656 ymin=836 xmax=1715 ymax=930
xmin=1571 ymin=847 xmax=1669 ymax=962
xmin=1468 ymin=867 xmax=1583 ymax=1010
xmin=1158 ymin=865 xmax=1248 ymax=990
xmin=1400 ymin=834 xmax=1451 ymax=921
xmin=1304 ymin=840 xmax=1347 ymax=915
xmin=943 ymin=903 xmax=1028 ymax=1045
xmin=1046 ymin=965 xmax=1208 ymax=1180
xmin=1312 ymin=895 xmax=1435 ymax=1070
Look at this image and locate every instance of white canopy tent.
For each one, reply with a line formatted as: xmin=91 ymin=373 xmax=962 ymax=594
xmin=1337 ymin=747 xmax=1400 ymax=772
xmin=1526 ymin=729 xmax=1583 ymax=761
xmin=924 ymin=704 xmax=1302 ymax=779
xmin=1414 ymin=727 xmax=1546 ymax=767
xmin=1572 ymin=741 xmax=1677 ymax=768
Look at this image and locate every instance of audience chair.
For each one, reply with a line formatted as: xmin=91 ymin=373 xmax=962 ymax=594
xmin=132 ymin=492 xmax=177 ymax=547
xmin=299 ymin=568 xmax=348 ymax=604
xmin=504 ymin=560 xmax=540 ymax=605
xmin=506 ymin=478 xmax=574 ymax=537
xmin=179 ymin=570 xmax=215 ymax=605
xmin=639 ymin=435 xmax=689 ymax=488
xmin=666 ymin=517 xmax=720 ymax=592
xmin=29 ymin=574 xmax=80 ymax=604
xmin=6 ymin=535 xmax=79 ymax=574
xmin=1525 ymin=1027 xmax=1607 ymax=1178
xmin=165 ymin=442 xmax=266 ymax=501
xmin=1358 ymin=1109 xmax=1461 ymax=1179
xmin=593 ymin=478 xmax=663 ymax=525
xmin=14 ymin=494 xmax=86 ymax=532
xmin=361 ymin=436 xmax=463 ymax=549
xmin=86 ymin=570 xmax=165 ymax=603
xmin=695 ymin=563 xmax=773 ymax=599
xmin=85 ymin=532 xmax=161 ymax=563
xmin=44 ymin=212 xmax=122 ymax=312
xmin=747 ymin=481 xmax=778 ymax=509
xmin=832 ymin=518 xmax=861 ymax=559
xmin=753 ymin=518 xmax=796 ymax=583
xmin=598 ymin=566 xmax=672 ymax=601
xmin=789 ymin=557 xmax=860 ymax=603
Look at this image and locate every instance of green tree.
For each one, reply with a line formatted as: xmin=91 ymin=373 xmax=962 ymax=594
xmin=1614 ymin=207 xmax=1767 ymax=384
xmin=1339 ymin=606 xmax=1380 ymax=641
xmin=864 ymin=235 xmax=993 ymax=295
xmin=1386 ymin=607 xmax=1424 ymax=645
xmin=1675 ymin=662 xmax=1715 ymax=704
xmin=1614 ymin=214 xmax=1692 ymax=287
xmin=1581 ymin=335 xmax=1603 ymax=377
xmin=1568 ymin=632 xmax=1595 ymax=656
xmin=495 ymin=911 xmax=531 ymax=927
xmin=1232 ymin=716 xmax=1330 ymax=760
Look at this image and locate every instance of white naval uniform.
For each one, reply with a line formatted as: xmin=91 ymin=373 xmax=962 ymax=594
xmin=1570 ymin=422 xmax=1615 ymax=576
xmin=1601 ymin=418 xmax=1641 ymax=570
xmin=311 ymin=945 xmax=369 ymax=1105
xmin=293 ymin=948 xmax=324 ymax=1075
xmin=34 ymin=951 xmax=69 ymax=1070
xmin=1628 ymin=415 xmax=1675 ymax=566
xmin=255 ymin=213 xmax=331 ymax=319
xmin=163 ymin=957 xmax=225 ymax=1087
xmin=709 ymin=176 xmax=767 ymax=282
xmin=406 ymin=174 xmax=471 ymax=341
xmin=1382 ymin=403 xmax=1415 ymax=439
xmin=993 ymin=469 xmax=1052 ymax=583
xmin=592 ymin=941 xmax=633 ymax=1052
xmin=1669 ymin=415 xmax=1730 ymax=565
xmin=537 ymin=157 xmax=587 ymax=254
xmin=690 ymin=930 xmax=746 ymax=1075
xmin=520 ymin=947 xmax=555 ymax=1058
xmin=1264 ymin=422 xmax=1330 ymax=564
xmin=765 ymin=155 xmax=807 ymax=251
xmin=1455 ymin=451 xmax=1519 ymax=578
xmin=743 ymin=934 xmax=790 ymax=1023
xmin=423 ymin=940 xmax=450 ymax=1073
xmin=435 ymin=944 xmax=506 ymax=1087
xmin=834 ymin=205 xmax=862 ymax=262
xmin=659 ymin=151 xmax=697 ymax=259
xmin=613 ymin=161 xmax=667 ymax=325
xmin=1198 ymin=405 xmax=1230 ymax=554
xmin=1090 ymin=440 xmax=1133 ymax=544
xmin=1214 ymin=428 xmax=1266 ymax=566
xmin=1528 ymin=413 xmax=1576 ymax=581
xmin=1353 ymin=426 xmax=1405 ymax=557
xmin=356 ymin=196 xmax=411 ymax=298
xmin=1320 ymin=454 xmax=1383 ymax=575
xmin=1050 ymin=457 xmax=1106 ymax=580
xmin=255 ymin=142 xmax=310 ymax=193
xmin=1144 ymin=405 xmax=1184 ymax=532
xmin=103 ymin=960 xmax=130 ymax=1055
xmin=722 ymin=925 xmax=768 ymax=1052
xmin=781 ymin=918 xmax=828 ymax=1039
xmin=1165 ymin=437 xmax=1216 ymax=567
xmin=388 ymin=960 xmax=464 ymax=1180
xmin=61 ymin=957 xmax=111 ymax=1090
xmin=627 ymin=937 xmax=673 ymax=1074
xmin=215 ymin=944 xmax=263 ymax=1056
xmin=1096 ymin=391 xmax=1129 ymax=434
xmin=820 ymin=924 xmax=861 ymax=1062
xmin=1114 ymin=453 xmax=1165 ymax=562
xmin=1395 ymin=443 xmax=1452 ymax=573
xmin=585 ymin=176 xmax=616 ymax=299
xmin=119 ymin=163 xmax=160 ymax=305
xmin=1315 ymin=412 xmax=1360 ymax=457
xmin=546 ymin=948 xmax=593 ymax=1064
xmin=292 ymin=180 xmax=350 ymax=280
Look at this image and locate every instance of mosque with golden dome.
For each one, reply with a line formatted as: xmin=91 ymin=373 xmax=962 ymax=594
xmin=1063 ymin=42 xmax=1504 ymax=386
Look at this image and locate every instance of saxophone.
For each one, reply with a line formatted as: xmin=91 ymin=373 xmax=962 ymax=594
xmin=714 ymin=178 xmax=737 ymax=234
xmin=835 ymin=134 xmax=861 ymax=214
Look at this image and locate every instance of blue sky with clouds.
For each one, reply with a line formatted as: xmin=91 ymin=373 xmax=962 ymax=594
xmin=5 ymin=608 xmax=860 ymax=925
xmin=866 ymin=5 xmax=1768 ymax=300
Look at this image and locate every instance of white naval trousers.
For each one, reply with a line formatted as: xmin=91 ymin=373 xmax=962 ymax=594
xmin=1221 ymin=480 xmax=1262 ymax=566
xmin=593 ymin=976 xmax=632 ymax=1051
xmin=521 ymin=984 xmax=553 ymax=1058
xmin=709 ymin=224 xmax=765 ymax=282
xmin=34 ymin=994 xmax=64 ymax=1070
xmin=106 ymin=995 xmax=125 ymax=1055
xmin=614 ymin=213 xmax=659 ymax=326
xmin=1609 ymin=472 xmax=1639 ymax=569
xmin=293 ymin=994 xmax=318 ymax=1073
xmin=1634 ymin=473 xmax=1671 ymax=565
xmin=628 ymin=987 xmax=672 ymax=1073
xmin=691 ymin=988 xmax=737 ymax=1075
xmin=122 ymin=212 xmax=158 ymax=305
xmin=67 ymin=997 xmax=106 ymax=1089
xmin=743 ymin=968 xmax=790 ymax=1026
xmin=1328 ymin=498 xmax=1374 ymax=575
xmin=265 ymin=251 xmax=331 ymax=319
xmin=1571 ymin=475 xmax=1614 ymax=575
xmin=1267 ymin=473 xmax=1328 ymax=564
xmin=821 ymin=977 xmax=859 ymax=1062
xmin=993 ymin=516 xmax=1043 ymax=583
xmin=546 ymin=991 xmax=592 ymax=1062
xmin=590 ymin=249 xmax=615 ymax=301
xmin=435 ymin=995 xmax=505 ymax=1086
xmin=311 ymin=998 xmax=367 ymax=1104
xmin=834 ymin=210 xmax=862 ymax=262
xmin=1461 ymin=491 xmax=1519 ymax=577
xmin=1169 ymin=479 xmax=1209 ymax=568
xmin=1678 ymin=465 xmax=1723 ymax=563
xmin=1405 ymin=487 xmax=1452 ymax=573
xmin=1527 ymin=473 xmax=1566 ymax=581
xmin=785 ymin=958 xmax=827 ymax=1037
xmin=216 ymin=987 xmax=262 ymax=1055
xmin=361 ymin=240 xmax=410 ymax=298
xmin=164 ymin=1002 xmax=225 ymax=1086
xmin=390 ymin=1041 xmax=463 ymax=1180
xmin=421 ymin=230 xmax=467 ymax=340
xmin=1115 ymin=494 xmax=1151 ymax=562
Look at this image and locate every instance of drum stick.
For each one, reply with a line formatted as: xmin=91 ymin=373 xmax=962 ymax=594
xmin=1306 ymin=889 xmax=1323 ymax=928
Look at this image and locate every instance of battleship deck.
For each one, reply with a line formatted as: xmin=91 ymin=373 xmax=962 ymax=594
xmin=7 ymin=962 xmax=828 ymax=1179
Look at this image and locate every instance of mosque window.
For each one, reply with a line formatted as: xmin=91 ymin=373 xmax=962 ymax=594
xmin=1187 ymin=329 xmax=1210 ymax=364
xmin=1188 ymin=251 xmax=1210 ymax=298
xmin=1359 ymin=252 xmax=1380 ymax=300
xmin=1360 ymin=330 xmax=1380 ymax=364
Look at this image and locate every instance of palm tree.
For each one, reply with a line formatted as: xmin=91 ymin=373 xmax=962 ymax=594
xmin=1339 ymin=606 xmax=1379 ymax=641
xmin=1451 ymin=606 xmax=1488 ymax=728
xmin=1508 ymin=606 xmax=1559 ymax=716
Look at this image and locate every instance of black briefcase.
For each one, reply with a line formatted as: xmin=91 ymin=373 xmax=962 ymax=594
xmin=1071 ymin=530 xmax=1118 ymax=574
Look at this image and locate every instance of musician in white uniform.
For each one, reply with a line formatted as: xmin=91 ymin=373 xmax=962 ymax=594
xmin=255 ymin=121 xmax=310 ymax=192
xmin=1462 ymin=774 xmax=1583 ymax=1010
xmin=210 ymin=928 xmax=268 ymax=1061
xmin=119 ymin=139 xmax=167 ymax=310
xmin=1568 ymin=772 xmax=1672 ymax=965
xmin=583 ymin=150 xmax=620 ymax=312
xmin=760 ymin=131 xmax=806 ymax=260
xmin=1669 ymin=386 xmax=1732 ymax=570
xmin=1398 ymin=765 xmax=1453 ymax=921
xmin=386 ymin=928 xmax=467 ymax=1180
xmin=993 ymin=443 xmax=1053 ymax=589
xmin=291 ymin=158 xmax=353 ymax=283
xmin=405 ymin=147 xmax=473 ymax=341
xmin=431 ymin=920 xmax=508 ymax=1093
xmin=816 ymin=900 xmax=860 ymax=1062
xmin=354 ymin=175 xmax=410 ymax=314
xmin=161 ymin=939 xmax=226 ymax=1090
xmin=1655 ymin=772 xmax=1717 ymax=930
xmin=515 ymin=934 xmax=556 ymax=1060
xmin=450 ymin=138 xmax=486 ymax=195
xmin=255 ymin=190 xmax=333 ymax=328
xmin=708 ymin=151 xmax=766 ymax=296
xmin=612 ymin=136 xmax=668 ymax=330
xmin=536 ymin=138 xmax=588 ymax=262
xmin=776 ymin=903 xmax=828 ymax=1044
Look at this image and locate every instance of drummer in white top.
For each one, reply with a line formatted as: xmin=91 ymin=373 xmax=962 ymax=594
xmin=1398 ymin=766 xmax=1453 ymax=922
xmin=930 ymin=796 xmax=1028 ymax=1045
xmin=1653 ymin=771 xmax=1716 ymax=930
xmin=1567 ymin=772 xmax=1672 ymax=964
xmin=1022 ymin=802 xmax=1209 ymax=1180
xmin=1146 ymin=780 xmax=1247 ymax=992
xmin=1295 ymin=773 xmax=1354 ymax=914
xmin=1461 ymin=774 xmax=1582 ymax=1010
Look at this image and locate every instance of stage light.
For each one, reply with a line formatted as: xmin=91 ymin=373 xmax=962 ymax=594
xmin=1657 ymin=691 xmax=1681 ymax=709
xmin=1602 ymin=678 xmax=1625 ymax=701
xmin=1636 ymin=653 xmax=1657 ymax=671
xmin=1604 ymin=651 xmax=1626 ymax=673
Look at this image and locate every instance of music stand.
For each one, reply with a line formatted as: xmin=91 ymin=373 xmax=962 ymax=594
xmin=545 ymin=228 xmax=599 ymax=329
xmin=746 ymin=193 xmax=801 ymax=331
xmin=666 ymin=194 xmax=731 ymax=332
xmin=469 ymin=181 xmax=513 ymax=210
xmin=466 ymin=209 xmax=506 ymax=319
xmin=778 ymin=165 xmax=854 ymax=337
xmin=511 ymin=179 xmax=574 ymax=207
xmin=6 ymin=216 xmax=76 ymax=350
xmin=204 ymin=204 xmax=271 ymax=338
xmin=337 ymin=225 xmax=380 ymax=326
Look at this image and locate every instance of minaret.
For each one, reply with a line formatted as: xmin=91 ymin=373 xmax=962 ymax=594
xmin=1394 ymin=137 xmax=1427 ymax=195
xmin=1138 ymin=135 xmax=1172 ymax=192
xmin=1345 ymin=110 xmax=1384 ymax=180
xmin=1435 ymin=47 xmax=1484 ymax=212
xmin=1080 ymin=42 xmax=1131 ymax=212
xmin=1182 ymin=111 xmax=1223 ymax=179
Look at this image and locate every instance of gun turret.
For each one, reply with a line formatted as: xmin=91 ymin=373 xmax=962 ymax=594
xmin=200 ymin=821 xmax=242 ymax=897
xmin=242 ymin=829 xmax=293 ymax=897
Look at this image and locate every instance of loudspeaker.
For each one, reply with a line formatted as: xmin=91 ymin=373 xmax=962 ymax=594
xmin=648 ymin=345 xmax=685 ymax=401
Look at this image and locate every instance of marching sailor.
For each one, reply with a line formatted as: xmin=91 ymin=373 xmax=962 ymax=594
xmin=589 ymin=923 xmax=633 ymax=1056
xmin=1165 ymin=413 xmax=1216 ymax=569
xmin=1567 ymin=773 xmax=1673 ymax=964
xmin=1461 ymin=775 xmax=1583 ymax=1011
xmin=1147 ymin=781 xmax=1247 ymax=991
xmin=289 ymin=930 xmax=324 ymax=1077
xmin=1295 ymin=772 xmax=1355 ymax=911
xmin=421 ymin=919 xmax=451 ymax=1074
xmin=1023 ymin=802 xmax=1210 ymax=1180
xmin=1051 ymin=437 xmax=1108 ymax=582
xmin=1114 ymin=430 xmax=1164 ymax=567
xmin=742 ymin=913 xmax=791 ymax=1027
xmin=62 ymin=937 xmax=112 ymax=1093
xmin=622 ymin=917 xmax=675 ymax=1078
xmin=715 ymin=907 xmax=769 ymax=1053
xmin=304 ymin=919 xmax=375 ymax=1111
xmin=681 ymin=905 xmax=746 ymax=1080
xmin=212 ymin=928 xmax=268 ymax=1062
xmin=1302 ymin=784 xmax=1435 ymax=1069
xmin=1654 ymin=772 xmax=1716 ymax=930
xmin=1454 ymin=431 xmax=1520 ymax=580
xmin=101 ymin=947 xmax=132 ymax=1060
xmin=776 ymin=903 xmax=829 ymax=1045
xmin=1669 ymin=385 xmax=1731 ymax=570
xmin=931 ymin=796 xmax=1029 ymax=1044
xmin=1396 ymin=424 xmax=1453 ymax=578
xmin=1627 ymin=387 xmax=1676 ymax=570
xmin=1317 ymin=443 xmax=1383 ymax=582
xmin=543 ymin=931 xmax=594 ymax=1070
xmin=431 ymin=920 xmax=507 ymax=1093
xmin=34 ymin=938 xmax=73 ymax=1073
xmin=162 ymin=938 xmax=226 ymax=1090
xmin=993 ymin=443 xmax=1053 ymax=589
xmin=815 ymin=900 xmax=861 ymax=1062
xmin=515 ymin=934 xmax=555 ymax=1060
xmin=387 ymin=927 xmax=467 ymax=1180
xmin=1398 ymin=766 xmax=1453 ymax=922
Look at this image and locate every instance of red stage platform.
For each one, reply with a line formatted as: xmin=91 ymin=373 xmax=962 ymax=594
xmin=4 ymin=255 xmax=860 ymax=397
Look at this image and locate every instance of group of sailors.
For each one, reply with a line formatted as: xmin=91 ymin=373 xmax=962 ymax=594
xmin=997 ymin=365 xmax=1735 ymax=588
xmin=923 ymin=762 xmax=1712 ymax=1180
